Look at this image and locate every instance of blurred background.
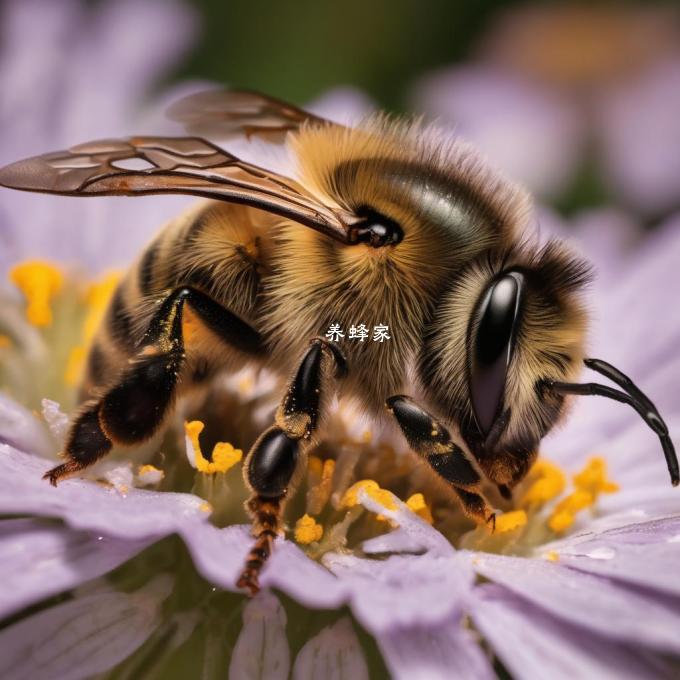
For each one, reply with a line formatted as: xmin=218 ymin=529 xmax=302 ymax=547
xmin=1 ymin=0 xmax=680 ymax=274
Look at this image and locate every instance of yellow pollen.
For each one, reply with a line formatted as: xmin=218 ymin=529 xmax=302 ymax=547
xmin=0 ymin=335 xmax=11 ymax=349
xmin=495 ymin=510 xmax=528 ymax=533
xmin=406 ymin=493 xmax=434 ymax=524
xmin=341 ymin=479 xmax=397 ymax=512
xmin=519 ymin=459 xmax=566 ymax=507
xmin=546 ymin=457 xmax=619 ymax=534
xmin=294 ymin=514 xmax=323 ymax=544
xmin=184 ymin=420 xmax=243 ymax=474
xmin=10 ymin=260 xmax=64 ymax=327
xmin=238 ymin=375 xmax=255 ymax=394
xmin=544 ymin=551 xmax=560 ymax=562
xmin=199 ymin=502 xmax=213 ymax=513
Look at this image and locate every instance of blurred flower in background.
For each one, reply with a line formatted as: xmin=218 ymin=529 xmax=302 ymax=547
xmin=413 ymin=4 xmax=680 ymax=217
xmin=1 ymin=1 xmax=680 ymax=679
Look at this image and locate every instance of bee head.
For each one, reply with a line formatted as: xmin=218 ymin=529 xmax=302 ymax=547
xmin=419 ymin=240 xmax=592 ymax=487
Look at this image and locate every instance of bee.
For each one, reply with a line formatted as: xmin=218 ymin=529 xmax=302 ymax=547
xmin=0 ymin=90 xmax=676 ymax=595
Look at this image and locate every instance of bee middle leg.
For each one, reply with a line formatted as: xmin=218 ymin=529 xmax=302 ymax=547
xmin=44 ymin=287 xmax=262 ymax=485
xmin=386 ymin=395 xmax=496 ymax=529
xmin=237 ymin=337 xmax=347 ymax=596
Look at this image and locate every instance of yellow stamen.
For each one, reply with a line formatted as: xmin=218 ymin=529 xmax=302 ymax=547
xmin=294 ymin=514 xmax=323 ymax=544
xmin=406 ymin=493 xmax=434 ymax=524
xmin=341 ymin=479 xmax=398 ymax=513
xmin=64 ymin=346 xmax=86 ymax=386
xmin=546 ymin=457 xmax=619 ymax=534
xmin=573 ymin=456 xmax=619 ymax=495
xmin=83 ymin=272 xmax=120 ymax=341
xmin=211 ymin=442 xmax=243 ymax=472
xmin=183 ymin=420 xmax=243 ymax=474
xmin=0 ymin=335 xmax=11 ymax=349
xmin=10 ymin=260 xmax=64 ymax=327
xmin=548 ymin=511 xmax=575 ymax=533
xmin=137 ymin=464 xmax=165 ymax=485
xmin=519 ymin=459 xmax=566 ymax=507
xmin=495 ymin=510 xmax=528 ymax=533
xmin=307 ymin=457 xmax=335 ymax=515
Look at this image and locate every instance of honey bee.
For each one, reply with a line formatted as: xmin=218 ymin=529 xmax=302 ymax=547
xmin=0 ymin=90 xmax=676 ymax=595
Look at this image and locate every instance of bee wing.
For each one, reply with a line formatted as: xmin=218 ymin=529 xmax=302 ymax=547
xmin=166 ymin=89 xmax=333 ymax=142
xmin=0 ymin=135 xmax=357 ymax=242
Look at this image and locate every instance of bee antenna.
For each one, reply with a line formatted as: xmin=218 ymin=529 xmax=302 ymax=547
xmin=540 ymin=359 xmax=678 ymax=487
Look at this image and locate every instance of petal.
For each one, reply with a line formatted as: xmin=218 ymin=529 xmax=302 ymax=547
xmin=292 ymin=617 xmax=369 ymax=680
xmin=539 ymin=515 xmax=680 ymax=597
xmin=0 ymin=446 xmax=210 ymax=540
xmin=0 ymin=394 xmax=52 ymax=457
xmin=323 ymin=551 xmax=473 ymax=634
xmin=470 ymin=553 xmax=680 ymax=653
xmin=375 ymin=616 xmax=494 ymax=680
xmin=412 ymin=65 xmax=584 ymax=198
xmin=470 ymin=584 xmax=673 ymax=680
xmin=228 ymin=591 xmax=290 ymax=680
xmin=0 ymin=576 xmax=171 ymax=680
xmin=0 ymin=517 xmax=152 ymax=620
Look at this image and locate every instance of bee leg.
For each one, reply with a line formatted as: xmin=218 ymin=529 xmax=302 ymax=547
xmin=237 ymin=338 xmax=347 ymax=596
xmin=44 ymin=287 xmax=262 ymax=486
xmin=386 ymin=395 xmax=496 ymax=529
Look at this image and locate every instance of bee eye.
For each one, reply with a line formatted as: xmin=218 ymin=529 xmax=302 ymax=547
xmin=352 ymin=207 xmax=403 ymax=248
xmin=469 ymin=271 xmax=524 ymax=435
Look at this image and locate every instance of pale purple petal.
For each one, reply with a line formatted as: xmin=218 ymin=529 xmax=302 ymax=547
xmin=322 ymin=551 xmax=473 ymax=634
xmin=0 ymin=447 xmax=210 ymax=540
xmin=412 ymin=65 xmax=584 ymax=198
xmin=228 ymin=592 xmax=290 ymax=680
xmin=470 ymin=553 xmax=680 ymax=653
xmin=0 ymin=577 xmax=171 ymax=680
xmin=470 ymin=584 xmax=673 ymax=680
xmin=307 ymin=87 xmax=375 ymax=126
xmin=292 ymin=617 xmax=369 ymax=680
xmin=598 ymin=58 xmax=680 ymax=215
xmin=0 ymin=393 xmax=52 ymax=457
xmin=0 ymin=518 xmax=152 ymax=619
xmin=375 ymin=616 xmax=494 ymax=680
xmin=539 ymin=515 xmax=680 ymax=597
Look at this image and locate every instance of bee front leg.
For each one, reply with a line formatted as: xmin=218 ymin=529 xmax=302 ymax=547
xmin=237 ymin=338 xmax=347 ymax=596
xmin=44 ymin=287 xmax=261 ymax=486
xmin=386 ymin=395 xmax=496 ymax=529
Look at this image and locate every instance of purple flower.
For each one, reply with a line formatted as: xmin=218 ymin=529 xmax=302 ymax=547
xmin=412 ymin=5 xmax=680 ymax=215
xmin=2 ymin=1 xmax=680 ymax=678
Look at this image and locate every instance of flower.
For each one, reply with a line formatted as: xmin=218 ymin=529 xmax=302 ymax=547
xmin=412 ymin=4 xmax=680 ymax=216
xmin=2 ymin=1 xmax=680 ymax=677
xmin=2 ymin=211 xmax=679 ymax=677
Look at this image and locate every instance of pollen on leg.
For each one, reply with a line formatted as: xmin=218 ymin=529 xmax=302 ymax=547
xmin=10 ymin=260 xmax=64 ymax=327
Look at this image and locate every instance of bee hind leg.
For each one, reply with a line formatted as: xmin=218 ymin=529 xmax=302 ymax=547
xmin=386 ymin=395 xmax=496 ymax=529
xmin=44 ymin=286 xmax=262 ymax=486
xmin=237 ymin=337 xmax=347 ymax=596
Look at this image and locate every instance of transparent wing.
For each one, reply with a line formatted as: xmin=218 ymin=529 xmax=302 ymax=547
xmin=166 ymin=89 xmax=333 ymax=142
xmin=0 ymin=135 xmax=357 ymax=242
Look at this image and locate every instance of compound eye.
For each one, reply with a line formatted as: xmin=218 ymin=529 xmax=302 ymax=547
xmin=469 ymin=271 xmax=524 ymax=435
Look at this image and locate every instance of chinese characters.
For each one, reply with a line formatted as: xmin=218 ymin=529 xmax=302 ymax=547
xmin=325 ymin=323 xmax=391 ymax=342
